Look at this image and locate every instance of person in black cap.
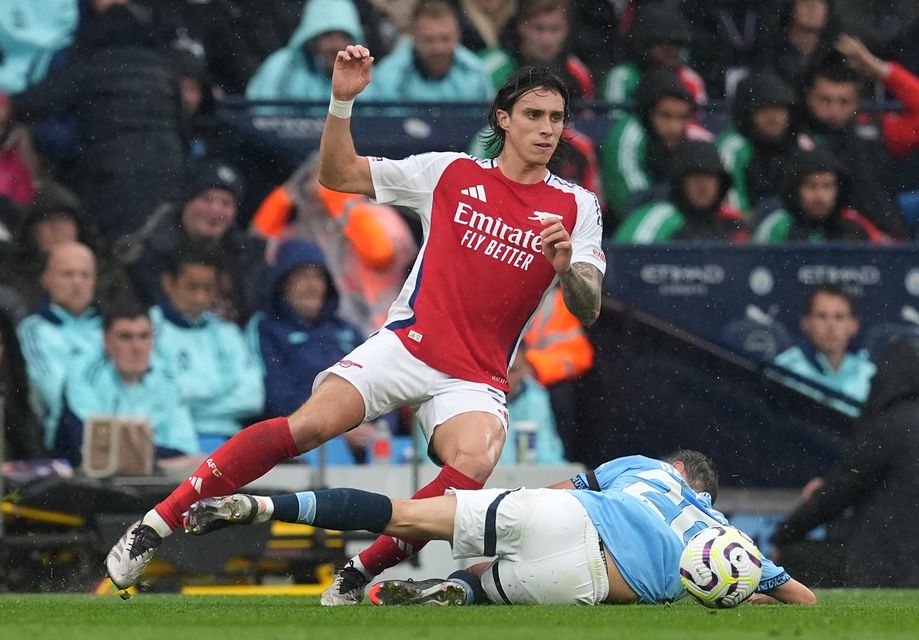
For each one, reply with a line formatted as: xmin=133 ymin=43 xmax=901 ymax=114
xmin=753 ymin=146 xmax=886 ymax=243
xmin=116 ymin=159 xmax=268 ymax=324
xmin=716 ymin=70 xmax=807 ymax=221
xmin=614 ymin=139 xmax=748 ymax=243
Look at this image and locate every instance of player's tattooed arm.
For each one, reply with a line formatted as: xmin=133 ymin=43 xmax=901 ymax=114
xmin=558 ymin=262 xmax=602 ymax=326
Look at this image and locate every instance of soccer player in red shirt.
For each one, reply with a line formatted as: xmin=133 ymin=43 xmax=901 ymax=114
xmin=105 ymin=45 xmax=605 ymax=603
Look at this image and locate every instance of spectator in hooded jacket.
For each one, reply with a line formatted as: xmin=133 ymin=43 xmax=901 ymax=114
xmin=372 ymin=0 xmax=494 ymax=103
xmin=716 ymin=71 xmax=807 ymax=220
xmin=1 ymin=1 xmax=185 ymax=245
xmin=250 ymin=154 xmax=417 ymax=337
xmin=754 ymin=146 xmax=885 ymax=243
xmin=479 ymin=0 xmax=594 ymax=101
xmin=152 ymin=241 xmax=264 ymax=452
xmin=0 ymin=0 xmax=78 ymax=93
xmin=246 ymin=0 xmax=366 ymax=102
xmin=600 ymin=69 xmax=711 ymax=221
xmin=118 ymin=159 xmax=268 ymax=325
xmin=600 ymin=1 xmax=706 ymax=106
xmin=615 ymin=140 xmax=748 ymax=243
xmin=246 ymin=239 xmax=372 ymax=464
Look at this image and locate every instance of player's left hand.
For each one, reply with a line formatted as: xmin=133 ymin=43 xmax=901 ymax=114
xmin=539 ymin=220 xmax=572 ymax=275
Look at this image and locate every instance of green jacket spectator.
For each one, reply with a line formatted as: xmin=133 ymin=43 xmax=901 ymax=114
xmin=614 ymin=140 xmax=747 ymax=243
xmin=600 ymin=69 xmax=701 ymax=220
xmin=716 ymin=71 xmax=801 ymax=218
xmin=753 ymin=147 xmax=885 ymax=243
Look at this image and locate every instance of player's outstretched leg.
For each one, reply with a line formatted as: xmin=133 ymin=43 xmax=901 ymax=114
xmin=105 ymin=417 xmax=300 ymax=591
xmin=322 ymin=465 xmax=485 ymax=606
xmin=367 ymin=579 xmax=468 ymax=607
xmin=184 ymin=494 xmax=270 ymax=534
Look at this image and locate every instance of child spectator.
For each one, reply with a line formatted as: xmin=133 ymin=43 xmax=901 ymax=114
xmin=152 ymin=241 xmax=263 ymax=452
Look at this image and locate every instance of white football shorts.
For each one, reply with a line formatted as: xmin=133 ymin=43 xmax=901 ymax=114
xmin=450 ymin=487 xmax=610 ymax=605
xmin=313 ymin=329 xmax=508 ymax=460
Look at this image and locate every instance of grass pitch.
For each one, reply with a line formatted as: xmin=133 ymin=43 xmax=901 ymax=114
xmin=0 ymin=590 xmax=917 ymax=640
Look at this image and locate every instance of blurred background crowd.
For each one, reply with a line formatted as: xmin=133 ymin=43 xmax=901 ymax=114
xmin=1 ymin=0 xmax=919 ymax=478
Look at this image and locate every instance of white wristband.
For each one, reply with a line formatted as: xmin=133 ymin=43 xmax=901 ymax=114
xmin=329 ymin=96 xmax=354 ymax=119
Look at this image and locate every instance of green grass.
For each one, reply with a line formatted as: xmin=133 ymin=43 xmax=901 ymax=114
xmin=0 ymin=591 xmax=918 ymax=640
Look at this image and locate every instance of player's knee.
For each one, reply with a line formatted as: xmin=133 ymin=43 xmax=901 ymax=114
xmin=443 ymin=431 xmax=504 ymax=481
xmin=287 ymin=412 xmax=350 ymax=452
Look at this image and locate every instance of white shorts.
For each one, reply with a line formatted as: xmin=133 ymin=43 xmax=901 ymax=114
xmin=313 ymin=329 xmax=508 ymax=462
xmin=451 ymin=488 xmax=610 ymax=605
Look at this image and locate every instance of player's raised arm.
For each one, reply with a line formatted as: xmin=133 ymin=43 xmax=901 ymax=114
xmin=318 ymin=45 xmax=376 ymax=198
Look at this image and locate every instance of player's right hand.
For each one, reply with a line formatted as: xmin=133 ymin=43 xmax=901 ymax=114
xmin=332 ymin=45 xmax=374 ymax=101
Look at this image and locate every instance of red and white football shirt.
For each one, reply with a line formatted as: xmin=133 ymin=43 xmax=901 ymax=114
xmin=369 ymin=152 xmax=605 ymax=391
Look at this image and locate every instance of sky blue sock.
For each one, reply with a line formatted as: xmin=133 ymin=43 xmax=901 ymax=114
xmin=270 ymin=492 xmax=313 ymax=523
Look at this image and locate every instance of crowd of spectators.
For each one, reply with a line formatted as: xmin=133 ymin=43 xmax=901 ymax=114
xmin=2 ymin=0 xmax=918 ymax=472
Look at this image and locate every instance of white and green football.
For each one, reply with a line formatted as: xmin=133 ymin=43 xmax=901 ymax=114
xmin=679 ymin=525 xmax=763 ymax=608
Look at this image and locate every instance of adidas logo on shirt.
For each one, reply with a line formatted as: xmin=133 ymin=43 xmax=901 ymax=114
xmin=188 ymin=476 xmax=203 ymax=493
xmin=460 ymin=185 xmax=487 ymax=202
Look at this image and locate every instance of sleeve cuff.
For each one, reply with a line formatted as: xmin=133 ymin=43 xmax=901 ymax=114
xmin=757 ymin=571 xmax=791 ymax=593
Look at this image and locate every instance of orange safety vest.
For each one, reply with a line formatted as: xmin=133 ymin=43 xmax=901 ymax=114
xmin=524 ymin=288 xmax=595 ymax=387
xmin=253 ymin=185 xmax=398 ymax=269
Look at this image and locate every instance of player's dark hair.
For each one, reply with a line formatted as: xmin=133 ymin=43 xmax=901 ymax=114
xmin=103 ymin=300 xmax=150 ymax=332
xmin=804 ymin=284 xmax=858 ymax=317
xmin=663 ymin=449 xmax=719 ymax=502
xmin=480 ymin=65 xmax=572 ymax=157
xmin=163 ymin=238 xmax=225 ymax=278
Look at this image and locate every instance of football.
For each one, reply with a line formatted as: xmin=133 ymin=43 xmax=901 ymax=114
xmin=679 ymin=526 xmax=764 ymax=608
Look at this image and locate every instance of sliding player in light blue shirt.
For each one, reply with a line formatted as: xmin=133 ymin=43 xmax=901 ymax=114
xmin=183 ymin=450 xmax=815 ymax=606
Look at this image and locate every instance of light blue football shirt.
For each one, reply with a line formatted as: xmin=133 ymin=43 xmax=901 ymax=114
xmin=569 ymin=455 xmax=790 ymax=603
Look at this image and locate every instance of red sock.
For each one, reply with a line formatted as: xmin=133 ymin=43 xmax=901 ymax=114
xmin=154 ymin=417 xmax=299 ymax=530
xmin=357 ymin=465 xmax=484 ymax=576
